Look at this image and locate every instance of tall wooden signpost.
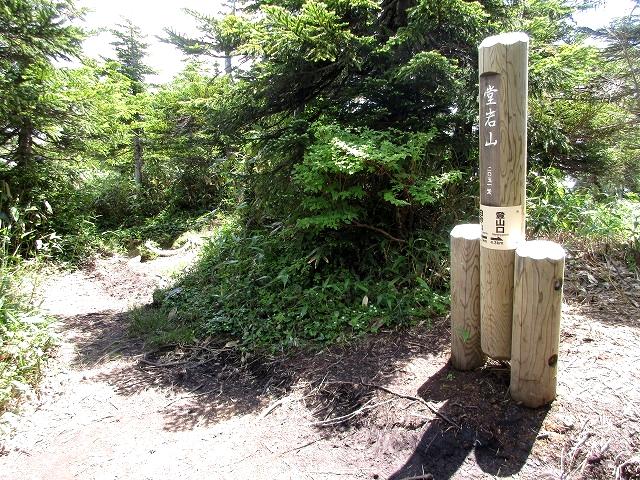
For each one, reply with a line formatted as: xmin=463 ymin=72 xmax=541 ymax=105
xmin=448 ymin=31 xmax=566 ymax=408
xmin=478 ymin=33 xmax=528 ymax=360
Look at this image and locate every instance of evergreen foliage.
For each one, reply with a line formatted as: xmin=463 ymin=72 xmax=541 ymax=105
xmin=583 ymin=1 xmax=640 ymax=189
xmin=0 ymin=0 xmax=639 ymax=354
xmin=0 ymin=0 xmax=83 ymax=166
xmin=109 ymin=20 xmax=154 ymax=95
xmin=0 ymin=0 xmax=84 ymax=256
xmin=144 ymin=66 xmax=235 ymax=212
xmin=108 ymin=20 xmax=154 ymax=185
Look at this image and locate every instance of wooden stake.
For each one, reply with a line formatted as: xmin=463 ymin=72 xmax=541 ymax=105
xmin=510 ymin=240 xmax=565 ymax=408
xmin=478 ymin=32 xmax=529 ymax=360
xmin=450 ymin=224 xmax=485 ymax=370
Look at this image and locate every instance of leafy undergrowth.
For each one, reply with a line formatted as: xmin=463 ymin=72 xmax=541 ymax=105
xmin=527 ymin=168 xmax=640 ymax=265
xmin=60 ymin=208 xmax=225 ymax=265
xmin=132 ymin=214 xmax=450 ymax=352
xmin=0 ymin=255 xmax=54 ymax=415
xmin=132 ymin=170 xmax=640 ymax=354
xmin=106 ymin=209 xmax=224 ymax=251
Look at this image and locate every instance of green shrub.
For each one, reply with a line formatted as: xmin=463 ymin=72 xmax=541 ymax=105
xmin=128 ymin=305 xmax=196 ymax=346
xmin=0 ymin=162 xmax=83 ymax=259
xmin=0 ymin=234 xmax=54 ymax=413
xmin=528 ymin=167 xmax=639 ymax=246
xmin=292 ymin=122 xmax=463 ymax=233
xmin=88 ymin=171 xmax=167 ymax=230
xmin=146 ymin=215 xmax=450 ymax=352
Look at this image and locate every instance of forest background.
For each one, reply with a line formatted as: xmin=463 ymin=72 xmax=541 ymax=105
xmin=1 ymin=0 xmax=639 ymax=410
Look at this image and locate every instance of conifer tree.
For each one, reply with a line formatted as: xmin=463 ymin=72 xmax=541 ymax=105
xmin=109 ymin=19 xmax=154 ymax=185
xmin=0 ymin=0 xmax=82 ymax=166
xmin=163 ymin=1 xmax=247 ymax=79
xmin=591 ymin=1 xmax=639 ymax=112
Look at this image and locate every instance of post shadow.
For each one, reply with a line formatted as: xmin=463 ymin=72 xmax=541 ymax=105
xmin=389 ymin=361 xmax=549 ymax=479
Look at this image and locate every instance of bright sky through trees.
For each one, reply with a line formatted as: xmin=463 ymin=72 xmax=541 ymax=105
xmin=77 ymin=0 xmax=635 ymax=83
xmin=77 ymin=0 xmax=225 ymax=83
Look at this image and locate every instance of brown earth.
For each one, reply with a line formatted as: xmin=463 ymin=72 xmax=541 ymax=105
xmin=0 ymin=246 xmax=638 ymax=480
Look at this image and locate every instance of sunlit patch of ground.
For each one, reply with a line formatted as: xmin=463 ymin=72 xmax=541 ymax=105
xmin=0 ymin=247 xmax=638 ymax=479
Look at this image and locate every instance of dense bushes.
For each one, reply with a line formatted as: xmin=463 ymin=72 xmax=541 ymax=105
xmin=137 ymin=167 xmax=640 ymax=351
xmin=1 ymin=0 xmax=639 ymax=357
xmin=143 ymin=215 xmax=449 ymax=350
xmin=528 ymin=168 xmax=640 ymax=253
xmin=291 ymin=123 xmax=464 ymax=235
xmin=126 ymin=0 xmax=640 ymax=351
xmin=0 ymin=240 xmax=54 ymax=413
xmin=0 ymin=161 xmax=95 ymax=258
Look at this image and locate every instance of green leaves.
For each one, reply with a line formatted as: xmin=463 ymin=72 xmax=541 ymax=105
xmin=291 ymin=122 xmax=462 ymax=235
xmin=164 ymin=10 xmax=252 ymax=61
xmin=151 ymin=216 xmax=451 ymax=351
xmin=0 ymin=251 xmax=54 ymax=413
xmin=0 ymin=0 xmax=82 ymax=65
xmin=108 ymin=19 xmax=154 ymax=95
xmin=384 ymin=170 xmax=463 ymax=207
xmin=527 ymin=167 xmax=640 ymax=243
xmin=402 ymin=0 xmax=489 ymax=44
xmin=0 ymin=0 xmax=83 ymax=162
xmin=248 ymin=1 xmax=374 ymax=63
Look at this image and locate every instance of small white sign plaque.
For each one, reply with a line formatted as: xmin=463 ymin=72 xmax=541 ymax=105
xmin=480 ymin=204 xmax=524 ymax=250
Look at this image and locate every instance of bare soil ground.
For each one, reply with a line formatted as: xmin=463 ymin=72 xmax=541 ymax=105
xmin=0 ymin=246 xmax=639 ymax=480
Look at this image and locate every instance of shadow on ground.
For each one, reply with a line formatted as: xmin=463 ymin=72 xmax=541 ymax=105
xmin=388 ymin=364 xmax=548 ymax=479
xmin=41 ymin=246 xmax=640 ymax=480
xmin=63 ymin=303 xmax=452 ymax=433
xmin=61 ymin=304 xmax=547 ymax=479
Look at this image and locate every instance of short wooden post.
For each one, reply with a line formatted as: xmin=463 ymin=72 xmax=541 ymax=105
xmin=478 ymin=32 xmax=529 ymax=360
xmin=510 ymin=240 xmax=565 ymax=408
xmin=450 ymin=224 xmax=485 ymax=370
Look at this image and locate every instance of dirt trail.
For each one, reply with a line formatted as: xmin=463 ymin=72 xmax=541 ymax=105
xmin=0 ymin=249 xmax=639 ymax=480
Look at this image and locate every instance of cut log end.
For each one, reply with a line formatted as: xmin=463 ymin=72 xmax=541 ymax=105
xmin=515 ymin=240 xmax=566 ymax=261
xmin=479 ymin=31 xmax=529 ymax=48
xmin=450 ymin=223 xmax=481 ymax=241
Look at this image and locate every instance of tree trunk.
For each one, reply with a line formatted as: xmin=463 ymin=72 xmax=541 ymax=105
xmin=224 ymin=0 xmax=236 ymax=78
xmin=134 ymin=134 xmax=143 ymax=185
xmin=17 ymin=120 xmax=34 ymax=166
xmin=225 ymin=53 xmax=232 ymax=76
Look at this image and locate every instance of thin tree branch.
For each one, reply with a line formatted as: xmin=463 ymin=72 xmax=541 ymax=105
xmin=350 ymin=223 xmax=407 ymax=243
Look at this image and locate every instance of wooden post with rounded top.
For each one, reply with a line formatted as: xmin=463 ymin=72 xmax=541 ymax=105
xmin=510 ymin=240 xmax=565 ymax=408
xmin=450 ymin=224 xmax=485 ymax=371
xmin=478 ymin=32 xmax=529 ymax=360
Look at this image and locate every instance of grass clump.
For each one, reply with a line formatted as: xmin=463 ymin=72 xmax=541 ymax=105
xmin=128 ymin=305 xmax=197 ymax=347
xmin=528 ymin=168 xmax=640 ymax=263
xmin=135 ymin=214 xmax=450 ymax=352
xmin=0 ymin=244 xmax=54 ymax=414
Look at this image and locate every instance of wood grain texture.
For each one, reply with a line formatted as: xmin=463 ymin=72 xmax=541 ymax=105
xmin=479 ymin=74 xmax=501 ymax=206
xmin=510 ymin=241 xmax=565 ymax=408
xmin=480 ymin=247 xmax=515 ymax=359
xmin=478 ymin=32 xmax=529 ymax=360
xmin=450 ymin=224 xmax=485 ymax=371
xmin=479 ymin=31 xmax=528 ymax=211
